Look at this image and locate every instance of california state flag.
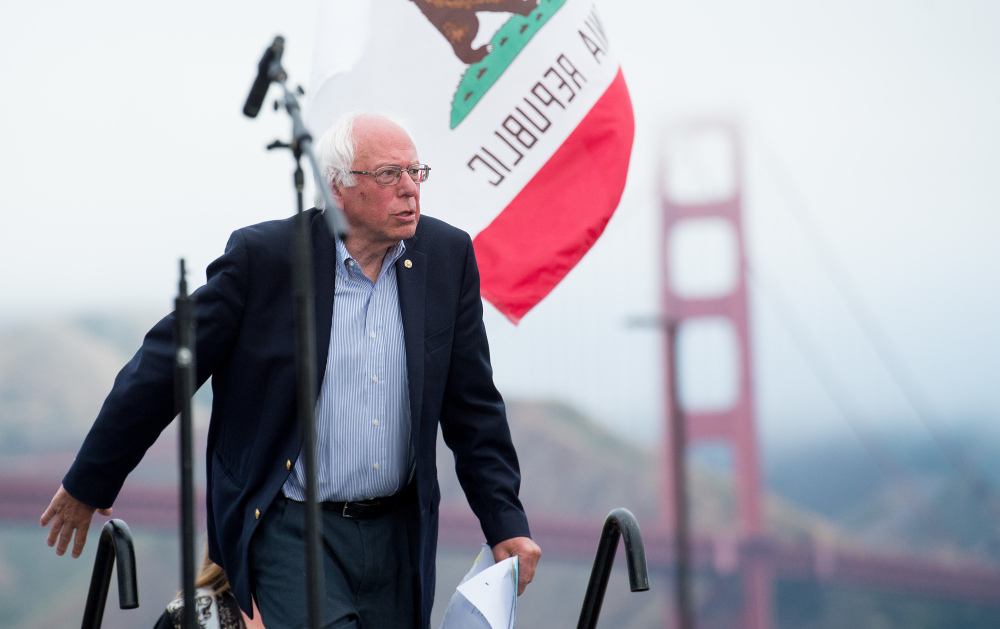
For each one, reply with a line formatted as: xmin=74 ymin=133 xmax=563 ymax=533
xmin=307 ymin=0 xmax=634 ymax=323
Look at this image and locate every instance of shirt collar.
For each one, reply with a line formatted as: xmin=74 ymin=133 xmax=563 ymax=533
xmin=334 ymin=236 xmax=407 ymax=280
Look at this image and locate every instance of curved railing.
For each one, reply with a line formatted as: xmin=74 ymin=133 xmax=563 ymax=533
xmin=577 ymin=508 xmax=650 ymax=629
xmin=81 ymin=519 xmax=139 ymax=629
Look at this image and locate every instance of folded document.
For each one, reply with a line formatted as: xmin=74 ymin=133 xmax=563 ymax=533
xmin=439 ymin=544 xmax=518 ymax=629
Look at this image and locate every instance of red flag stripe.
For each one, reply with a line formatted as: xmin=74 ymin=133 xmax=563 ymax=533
xmin=473 ymin=69 xmax=635 ymax=323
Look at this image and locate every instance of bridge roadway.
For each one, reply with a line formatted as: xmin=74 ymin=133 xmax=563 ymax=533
xmin=5 ymin=475 xmax=999 ymax=606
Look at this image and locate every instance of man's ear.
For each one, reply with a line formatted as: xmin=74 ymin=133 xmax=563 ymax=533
xmin=331 ymin=181 xmax=346 ymax=210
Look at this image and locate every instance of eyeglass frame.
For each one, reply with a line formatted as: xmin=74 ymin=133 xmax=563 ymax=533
xmin=347 ymin=164 xmax=431 ymax=186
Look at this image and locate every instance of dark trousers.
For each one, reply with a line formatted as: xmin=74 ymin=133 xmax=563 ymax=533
xmin=249 ymin=494 xmax=418 ymax=629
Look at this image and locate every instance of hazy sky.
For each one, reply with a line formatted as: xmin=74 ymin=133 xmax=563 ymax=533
xmin=2 ymin=1 xmax=998 ymax=452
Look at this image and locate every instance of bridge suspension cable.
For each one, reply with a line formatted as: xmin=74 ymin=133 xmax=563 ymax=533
xmin=746 ymin=263 xmax=948 ymax=541
xmin=753 ymin=133 xmax=1000 ymax=525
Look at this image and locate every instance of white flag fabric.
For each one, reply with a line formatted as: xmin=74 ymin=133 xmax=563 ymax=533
xmin=307 ymin=0 xmax=634 ymax=323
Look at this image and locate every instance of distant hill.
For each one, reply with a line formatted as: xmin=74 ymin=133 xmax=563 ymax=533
xmin=0 ymin=313 xmax=162 ymax=452
xmin=766 ymin=427 xmax=1000 ymax=564
xmin=438 ymin=399 xmax=852 ymax=549
xmin=1 ymin=321 xmax=121 ymax=453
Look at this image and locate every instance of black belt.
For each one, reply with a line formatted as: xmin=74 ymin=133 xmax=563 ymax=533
xmin=316 ymin=482 xmax=415 ymax=519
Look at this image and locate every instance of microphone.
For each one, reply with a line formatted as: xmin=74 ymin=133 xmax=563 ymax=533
xmin=243 ymin=36 xmax=285 ymax=118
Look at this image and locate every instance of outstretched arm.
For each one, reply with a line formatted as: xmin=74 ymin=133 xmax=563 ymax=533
xmin=493 ymin=536 xmax=542 ymax=596
xmin=40 ymin=484 xmax=113 ymax=558
xmin=46 ymin=229 xmax=251 ymax=549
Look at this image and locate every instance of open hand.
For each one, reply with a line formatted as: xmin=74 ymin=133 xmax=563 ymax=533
xmin=40 ymin=484 xmax=112 ymax=558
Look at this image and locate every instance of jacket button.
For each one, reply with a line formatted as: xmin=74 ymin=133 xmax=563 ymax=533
xmin=286 ymin=459 xmax=292 ymax=470
xmin=255 ymin=509 xmax=260 ymax=520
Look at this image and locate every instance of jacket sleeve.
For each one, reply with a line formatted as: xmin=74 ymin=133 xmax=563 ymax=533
xmin=62 ymin=230 xmax=249 ymax=509
xmin=437 ymin=236 xmax=531 ymax=545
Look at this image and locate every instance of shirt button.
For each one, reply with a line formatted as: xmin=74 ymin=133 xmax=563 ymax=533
xmin=374 ymin=462 xmax=380 ymax=470
xmin=373 ymin=419 xmax=380 ymax=426
xmin=347 ymin=259 xmax=355 ymax=267
xmin=370 ymin=331 xmax=376 ymax=339
xmin=371 ymin=375 xmax=378 ymax=382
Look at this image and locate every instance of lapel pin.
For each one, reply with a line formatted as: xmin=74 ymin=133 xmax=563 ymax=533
xmin=404 ymin=259 xmax=413 ymax=268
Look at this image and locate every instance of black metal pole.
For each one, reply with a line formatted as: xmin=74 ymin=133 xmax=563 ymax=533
xmin=81 ymin=519 xmax=139 ymax=629
xmin=666 ymin=320 xmax=694 ymax=629
xmin=291 ymin=148 xmax=325 ymax=629
xmin=175 ymin=260 xmax=198 ymax=629
xmin=577 ymin=508 xmax=650 ymax=629
xmin=243 ymin=37 xmax=349 ymax=629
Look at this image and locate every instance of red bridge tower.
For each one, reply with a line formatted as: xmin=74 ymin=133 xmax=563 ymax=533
xmin=660 ymin=122 xmax=772 ymax=629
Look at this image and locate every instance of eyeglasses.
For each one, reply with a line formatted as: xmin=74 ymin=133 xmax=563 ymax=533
xmin=348 ymin=164 xmax=431 ymax=186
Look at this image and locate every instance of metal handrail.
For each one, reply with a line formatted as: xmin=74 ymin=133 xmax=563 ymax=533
xmin=81 ymin=519 xmax=139 ymax=629
xmin=577 ymin=508 xmax=650 ymax=629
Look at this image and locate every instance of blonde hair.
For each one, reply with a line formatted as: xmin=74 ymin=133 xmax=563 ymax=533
xmin=177 ymin=542 xmax=231 ymax=598
xmin=195 ymin=550 xmax=231 ymax=596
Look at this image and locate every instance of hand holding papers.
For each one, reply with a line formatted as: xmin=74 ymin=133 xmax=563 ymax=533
xmin=439 ymin=544 xmax=519 ymax=629
xmin=457 ymin=557 xmax=518 ymax=629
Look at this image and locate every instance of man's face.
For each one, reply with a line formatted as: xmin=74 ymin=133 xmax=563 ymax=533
xmin=333 ymin=118 xmax=420 ymax=254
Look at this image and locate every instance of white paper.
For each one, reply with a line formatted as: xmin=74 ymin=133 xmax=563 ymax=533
xmin=439 ymin=544 xmax=519 ymax=629
xmin=456 ymin=557 xmax=518 ymax=629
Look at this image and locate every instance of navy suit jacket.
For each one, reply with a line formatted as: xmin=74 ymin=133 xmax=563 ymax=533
xmin=63 ymin=210 xmax=530 ymax=626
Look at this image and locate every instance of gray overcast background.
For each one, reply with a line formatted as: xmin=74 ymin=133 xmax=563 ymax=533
xmin=2 ymin=1 xmax=998 ymax=450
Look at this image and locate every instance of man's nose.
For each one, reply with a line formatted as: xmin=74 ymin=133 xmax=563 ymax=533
xmin=397 ymin=170 xmax=419 ymax=194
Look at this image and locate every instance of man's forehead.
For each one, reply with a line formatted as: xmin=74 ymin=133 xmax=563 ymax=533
xmin=354 ymin=117 xmax=413 ymax=146
xmin=353 ymin=135 xmax=418 ymax=168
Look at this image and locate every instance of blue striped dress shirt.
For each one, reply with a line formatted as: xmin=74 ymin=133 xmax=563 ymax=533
xmin=282 ymin=237 xmax=412 ymax=502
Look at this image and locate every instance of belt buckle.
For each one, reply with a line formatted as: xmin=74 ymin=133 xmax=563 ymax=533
xmin=342 ymin=502 xmax=354 ymax=519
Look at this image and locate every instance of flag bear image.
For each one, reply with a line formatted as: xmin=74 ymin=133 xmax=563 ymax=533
xmin=409 ymin=0 xmax=568 ymax=128
xmin=409 ymin=0 xmax=538 ymax=65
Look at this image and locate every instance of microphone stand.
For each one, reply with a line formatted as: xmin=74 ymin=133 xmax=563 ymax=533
xmin=243 ymin=36 xmax=349 ymax=629
xmin=174 ymin=260 xmax=197 ymax=629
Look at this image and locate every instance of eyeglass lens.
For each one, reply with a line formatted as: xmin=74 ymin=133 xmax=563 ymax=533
xmin=374 ymin=166 xmax=430 ymax=185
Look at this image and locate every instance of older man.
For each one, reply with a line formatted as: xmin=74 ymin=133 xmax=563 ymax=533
xmin=41 ymin=112 xmax=540 ymax=628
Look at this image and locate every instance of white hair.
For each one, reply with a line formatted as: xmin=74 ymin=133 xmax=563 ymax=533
xmin=312 ymin=110 xmax=414 ymax=209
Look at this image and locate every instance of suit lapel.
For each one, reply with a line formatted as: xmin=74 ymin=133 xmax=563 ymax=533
xmin=396 ymin=241 xmax=426 ymax=440
xmin=312 ymin=210 xmax=336 ymax=391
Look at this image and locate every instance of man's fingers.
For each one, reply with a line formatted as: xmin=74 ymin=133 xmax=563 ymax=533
xmin=519 ymin=562 xmax=535 ymax=587
xmin=56 ymin=522 xmax=76 ymax=556
xmin=97 ymin=507 xmax=113 ymax=517
xmin=517 ymin=558 xmax=535 ymax=595
xmin=72 ymin=524 xmax=90 ymax=558
xmin=45 ymin=516 xmax=63 ymax=548
xmin=491 ymin=536 xmax=541 ymax=596
xmin=40 ymin=504 xmax=55 ymax=527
